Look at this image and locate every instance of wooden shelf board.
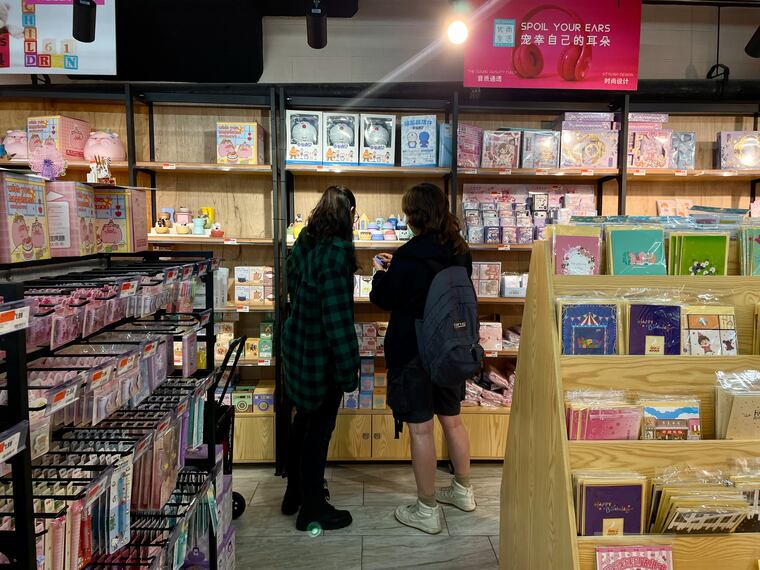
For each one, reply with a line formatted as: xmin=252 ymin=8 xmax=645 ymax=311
xmin=286 ymin=164 xmax=450 ymax=177
xmin=457 ymin=167 xmax=618 ymax=180
xmin=235 ymin=411 xmax=275 ymax=418
xmin=215 ymin=304 xmax=275 ymax=313
xmin=354 ymin=297 xmax=524 ymax=305
xmin=469 ymin=244 xmax=534 ymax=252
xmin=626 ymin=168 xmax=760 ymax=182
xmin=149 ymin=235 xmax=273 ymax=246
xmin=577 ymin=534 xmax=760 ymax=570
xmin=487 ymin=349 xmax=519 ymax=357
xmin=569 ymin=439 xmax=760 ymax=476
xmin=229 ymin=358 xmax=275 ymax=368
xmin=7 ymin=158 xmax=129 ymax=171
xmin=135 ymin=161 xmax=272 ymax=175
xmin=337 ymin=406 xmax=510 ymax=415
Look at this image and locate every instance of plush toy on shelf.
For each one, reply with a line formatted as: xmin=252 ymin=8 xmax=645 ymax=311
xmin=3 ymin=130 xmax=28 ymax=159
xmin=154 ymin=217 xmax=170 ymax=234
xmin=210 ymin=223 xmax=224 ymax=238
xmin=84 ymin=131 xmax=126 ymax=162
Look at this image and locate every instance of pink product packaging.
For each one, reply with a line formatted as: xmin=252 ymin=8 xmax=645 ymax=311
xmin=481 ymin=130 xmax=520 ymax=168
xmin=457 ymin=123 xmax=484 ymax=167
xmin=560 ymin=130 xmax=619 ymax=168
xmin=0 ymin=172 xmax=51 ymax=263
xmin=479 ymin=322 xmax=503 ymax=351
xmin=564 ymin=112 xmax=614 ymax=122
xmin=27 ymin=115 xmax=91 ymax=160
xmin=558 ymin=121 xmax=619 ymax=131
xmin=94 ymin=188 xmax=148 ymax=253
xmin=628 ymin=122 xmax=663 ymax=131
xmin=719 ymin=131 xmax=760 ymax=170
xmin=46 ymin=182 xmax=96 ymax=257
xmin=628 ymin=112 xmax=669 ymax=123
xmin=627 ymin=130 xmax=672 ymax=168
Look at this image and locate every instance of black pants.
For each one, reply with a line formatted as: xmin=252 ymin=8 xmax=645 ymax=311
xmin=286 ymin=388 xmax=342 ymax=514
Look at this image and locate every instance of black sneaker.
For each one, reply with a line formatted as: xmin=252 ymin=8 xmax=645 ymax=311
xmin=296 ymin=504 xmax=352 ymax=532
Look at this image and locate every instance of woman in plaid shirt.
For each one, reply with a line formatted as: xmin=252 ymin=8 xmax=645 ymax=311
xmin=281 ymin=185 xmax=360 ymax=532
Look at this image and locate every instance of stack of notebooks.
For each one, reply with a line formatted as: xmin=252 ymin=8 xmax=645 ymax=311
xmin=559 ymin=301 xmax=738 ymax=356
xmin=647 ymin=468 xmax=749 ymax=534
xmin=739 ymin=226 xmax=760 ymax=276
xmin=668 ymin=231 xmax=730 ymax=276
xmin=573 ymin=471 xmax=647 ymax=536
xmin=715 ymin=370 xmax=760 ymax=439
xmin=565 ymin=390 xmax=701 ymax=441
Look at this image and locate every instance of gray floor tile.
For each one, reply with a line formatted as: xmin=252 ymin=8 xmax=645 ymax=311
xmin=329 ymin=506 xmax=450 ymax=536
xmin=490 ymin=535 xmax=500 ymax=561
xmin=363 ymin=479 xmax=418 ymax=506
xmin=362 ymin=536 xmax=498 ymax=569
xmin=232 ymin=480 xmax=258 ymax=505
xmin=236 ymin=536 xmax=362 ymax=570
xmin=234 ymin=505 xmax=303 ymax=537
xmin=469 ymin=464 xmax=505 ymax=480
xmin=472 ymin=479 xmax=501 ymax=506
xmin=252 ymin=480 xmax=364 ymax=507
xmin=442 ymin=505 xmax=500 ymax=536
xmin=233 ymin=465 xmax=282 ymax=482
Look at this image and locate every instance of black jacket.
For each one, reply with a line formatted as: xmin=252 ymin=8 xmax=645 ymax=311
xmin=370 ymin=232 xmax=472 ymax=369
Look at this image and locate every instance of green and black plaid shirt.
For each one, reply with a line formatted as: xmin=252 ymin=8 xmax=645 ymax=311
xmin=282 ymin=229 xmax=359 ymax=411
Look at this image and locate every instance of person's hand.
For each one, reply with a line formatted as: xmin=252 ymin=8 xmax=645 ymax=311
xmin=373 ymin=253 xmax=393 ymax=272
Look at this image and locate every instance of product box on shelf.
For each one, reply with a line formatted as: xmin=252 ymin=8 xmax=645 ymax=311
xmin=671 ymin=131 xmax=696 ymax=170
xmin=627 ymin=130 xmax=673 ymax=168
xmin=245 ymin=337 xmax=259 ymax=359
xmin=234 ymin=266 xmax=271 ymax=285
xmin=628 ymin=112 xmax=669 ymax=123
xmin=45 ymin=181 xmax=96 ymax=257
xmin=481 ymin=130 xmax=521 ymax=169
xmin=400 ymin=115 xmax=437 ymax=167
xmin=457 ymin=123 xmax=484 ymax=168
xmin=94 ymin=188 xmax=148 ymax=254
xmin=343 ymin=389 xmax=359 ymax=409
xmin=479 ymin=322 xmax=503 ymax=352
xmin=360 ymin=114 xmax=396 ymax=166
xmin=719 ymin=131 xmax=760 ymax=170
xmin=560 ymin=130 xmax=619 ymax=168
xmin=259 ymin=338 xmax=273 ymax=359
xmin=27 ymin=115 xmax=91 ymax=160
xmin=438 ymin=123 xmax=452 ymax=168
xmin=323 ymin=112 xmax=360 ymax=165
xmin=521 ymin=130 xmax=560 ymax=169
xmin=556 ymin=121 xmax=619 ymax=131
xmin=564 ymin=112 xmax=615 ymax=121
xmin=359 ymin=391 xmax=373 ymax=409
xmin=373 ymin=387 xmax=387 ymax=409
xmin=286 ymin=110 xmax=322 ymax=164
xmin=216 ymin=121 xmax=266 ymax=165
xmin=253 ymin=385 xmax=274 ymax=413
xmin=0 ymin=172 xmax=50 ymax=263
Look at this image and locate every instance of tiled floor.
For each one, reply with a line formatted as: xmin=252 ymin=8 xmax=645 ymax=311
xmin=233 ymin=463 xmax=503 ymax=569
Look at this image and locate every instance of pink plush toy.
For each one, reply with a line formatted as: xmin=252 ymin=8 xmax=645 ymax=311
xmin=84 ymin=131 xmax=126 ymax=162
xmin=3 ymin=130 xmax=28 ymax=159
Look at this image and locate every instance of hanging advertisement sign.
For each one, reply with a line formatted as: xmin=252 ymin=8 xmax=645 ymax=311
xmin=464 ymin=0 xmax=642 ymax=90
xmin=0 ymin=0 xmax=116 ymax=75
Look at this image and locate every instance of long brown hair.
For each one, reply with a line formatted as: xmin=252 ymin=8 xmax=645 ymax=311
xmin=402 ymin=183 xmax=467 ymax=255
xmin=306 ymin=185 xmax=356 ymax=243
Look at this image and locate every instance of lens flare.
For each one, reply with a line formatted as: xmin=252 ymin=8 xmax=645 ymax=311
xmin=447 ymin=20 xmax=469 ymax=45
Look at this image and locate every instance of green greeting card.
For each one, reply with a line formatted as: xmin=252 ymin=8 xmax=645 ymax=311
xmin=676 ymin=233 xmax=729 ymax=276
xmin=607 ymin=226 xmax=667 ymax=276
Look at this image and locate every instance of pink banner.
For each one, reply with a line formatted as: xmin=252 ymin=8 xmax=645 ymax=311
xmin=28 ymin=1 xmax=106 ymax=4
xmin=464 ymin=0 xmax=642 ymax=90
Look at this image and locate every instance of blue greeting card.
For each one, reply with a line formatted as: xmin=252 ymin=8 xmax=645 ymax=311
xmin=561 ymin=303 xmax=619 ymax=355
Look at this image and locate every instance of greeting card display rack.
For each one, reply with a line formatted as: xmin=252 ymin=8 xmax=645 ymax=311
xmin=0 ymin=246 xmax=225 ymax=569
xmin=501 ymin=239 xmax=760 ymax=569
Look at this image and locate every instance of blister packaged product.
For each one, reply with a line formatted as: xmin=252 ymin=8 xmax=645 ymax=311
xmin=564 ymin=389 xmax=642 ymax=440
xmin=605 ymin=225 xmax=667 ymax=276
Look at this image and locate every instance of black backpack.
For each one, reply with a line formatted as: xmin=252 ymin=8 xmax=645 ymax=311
xmin=415 ymin=261 xmax=484 ymax=387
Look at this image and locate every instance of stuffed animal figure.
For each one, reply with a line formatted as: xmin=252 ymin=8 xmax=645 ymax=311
xmin=0 ymin=2 xmax=24 ymax=38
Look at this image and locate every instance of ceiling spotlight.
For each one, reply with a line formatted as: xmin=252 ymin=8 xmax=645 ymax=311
xmin=73 ymin=0 xmax=97 ymax=43
xmin=306 ymin=0 xmax=327 ymax=49
xmin=746 ymin=25 xmax=760 ymax=58
xmin=447 ymin=20 xmax=469 ymax=45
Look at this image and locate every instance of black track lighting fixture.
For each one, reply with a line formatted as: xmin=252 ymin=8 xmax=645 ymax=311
xmin=746 ymin=25 xmax=760 ymax=58
xmin=73 ymin=0 xmax=97 ymax=43
xmin=306 ymin=0 xmax=327 ymax=49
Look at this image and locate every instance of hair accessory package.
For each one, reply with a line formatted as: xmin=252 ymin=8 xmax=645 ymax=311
xmin=719 ymin=131 xmax=760 ymax=170
xmin=360 ymin=114 xmax=396 ymax=166
xmin=400 ymin=115 xmax=437 ymax=167
xmin=286 ymin=110 xmax=323 ymax=164
xmin=216 ymin=121 xmax=266 ymax=165
xmin=560 ymin=130 xmax=619 ymax=168
xmin=323 ymin=113 xmax=360 ymax=165
xmin=45 ymin=181 xmax=96 ymax=257
xmin=481 ymin=130 xmax=521 ymax=169
xmin=0 ymin=171 xmax=51 ymax=263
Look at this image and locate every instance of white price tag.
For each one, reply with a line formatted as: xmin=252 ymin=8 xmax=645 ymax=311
xmin=580 ymin=168 xmax=595 ymax=176
xmin=119 ymin=280 xmax=138 ymax=298
xmin=485 ymin=351 xmax=498 ymax=358
xmin=224 ymin=238 xmax=238 ymax=245
xmin=675 ymin=169 xmax=688 ymax=177
xmin=48 ymin=384 xmax=78 ymax=414
xmin=632 ymin=168 xmax=647 ymax=176
xmin=0 ymin=306 xmax=30 ymax=336
xmin=162 ymin=163 xmax=176 ymax=170
xmin=460 ymin=168 xmax=477 ymax=175
xmin=497 ymin=245 xmax=512 ymax=251
xmin=498 ymin=168 xmax=512 ymax=175
xmin=258 ymin=359 xmax=271 ymax=367
xmin=237 ymin=305 xmax=250 ymax=313
xmin=535 ymin=168 xmax=549 ymax=176
xmin=0 ymin=432 xmax=21 ymax=463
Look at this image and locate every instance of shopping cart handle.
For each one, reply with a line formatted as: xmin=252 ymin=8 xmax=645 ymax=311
xmin=211 ymin=335 xmax=247 ymax=403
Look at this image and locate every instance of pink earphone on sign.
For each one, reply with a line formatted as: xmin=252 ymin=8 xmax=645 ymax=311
xmin=512 ymin=4 xmax=592 ymax=81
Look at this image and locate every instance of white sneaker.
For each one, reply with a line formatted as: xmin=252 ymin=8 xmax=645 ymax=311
xmin=436 ymin=479 xmax=476 ymax=512
xmin=394 ymin=500 xmax=442 ymax=534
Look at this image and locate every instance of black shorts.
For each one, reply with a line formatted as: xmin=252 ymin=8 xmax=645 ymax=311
xmin=387 ymin=357 xmax=463 ymax=423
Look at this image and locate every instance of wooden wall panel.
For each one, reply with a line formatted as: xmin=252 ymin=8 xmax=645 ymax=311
xmin=624 ymin=180 xmax=750 ymax=216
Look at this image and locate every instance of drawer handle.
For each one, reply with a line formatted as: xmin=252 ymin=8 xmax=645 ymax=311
xmin=362 ymin=433 xmax=370 ymax=440
xmin=373 ymin=433 xmax=380 ymax=440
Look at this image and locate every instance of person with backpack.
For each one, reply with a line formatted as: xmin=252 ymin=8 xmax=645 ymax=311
xmin=370 ymin=183 xmax=483 ymax=534
xmin=281 ymin=185 xmax=360 ymax=532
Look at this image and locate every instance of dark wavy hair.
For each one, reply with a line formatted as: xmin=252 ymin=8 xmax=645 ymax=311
xmin=402 ymin=183 xmax=467 ymax=255
xmin=306 ymin=185 xmax=356 ymax=243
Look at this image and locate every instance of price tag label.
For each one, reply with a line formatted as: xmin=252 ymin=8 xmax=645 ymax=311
xmin=359 ymin=351 xmax=374 ymax=358
xmin=498 ymin=168 xmax=512 ymax=175
xmin=460 ymin=168 xmax=477 ymax=175
xmin=196 ymin=261 xmax=208 ymax=276
xmin=497 ymin=245 xmax=512 ymax=251
xmin=675 ymin=169 xmax=688 ymax=177
xmin=316 ymin=165 xmax=327 ymax=172
xmin=120 ymin=280 xmax=138 ymax=298
xmin=0 ymin=432 xmax=21 ymax=463
xmin=485 ymin=351 xmax=498 ymax=358
xmin=236 ymin=305 xmax=250 ymax=313
xmin=182 ymin=264 xmax=194 ymax=280
xmin=48 ymin=384 xmax=78 ymax=414
xmin=535 ymin=168 xmax=549 ymax=176
xmin=258 ymin=359 xmax=271 ymax=367
xmin=723 ymin=170 xmax=738 ymax=177
xmin=0 ymin=306 xmax=30 ymax=336
xmin=223 ymin=238 xmax=238 ymax=245
xmin=143 ymin=342 xmax=157 ymax=358
xmin=164 ymin=268 xmax=178 ymax=284
xmin=161 ymin=163 xmax=176 ymax=170
xmin=210 ymin=258 xmax=221 ymax=271
xmin=176 ymin=399 xmax=189 ymax=416
xmin=580 ymin=168 xmax=595 ymax=176
xmin=632 ymin=168 xmax=647 ymax=176
xmin=88 ymin=366 xmax=112 ymax=389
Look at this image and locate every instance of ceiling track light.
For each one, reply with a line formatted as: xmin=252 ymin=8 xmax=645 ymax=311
xmin=306 ymin=0 xmax=327 ymax=49
xmin=73 ymin=0 xmax=97 ymax=43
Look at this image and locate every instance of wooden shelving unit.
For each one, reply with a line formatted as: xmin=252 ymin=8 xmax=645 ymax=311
xmin=457 ymin=167 xmax=618 ymax=181
xmin=501 ymin=240 xmax=760 ymax=569
xmin=148 ymin=235 xmax=273 ymax=246
xmin=286 ymin=164 xmax=451 ymax=178
xmin=135 ymin=161 xmax=272 ymax=175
